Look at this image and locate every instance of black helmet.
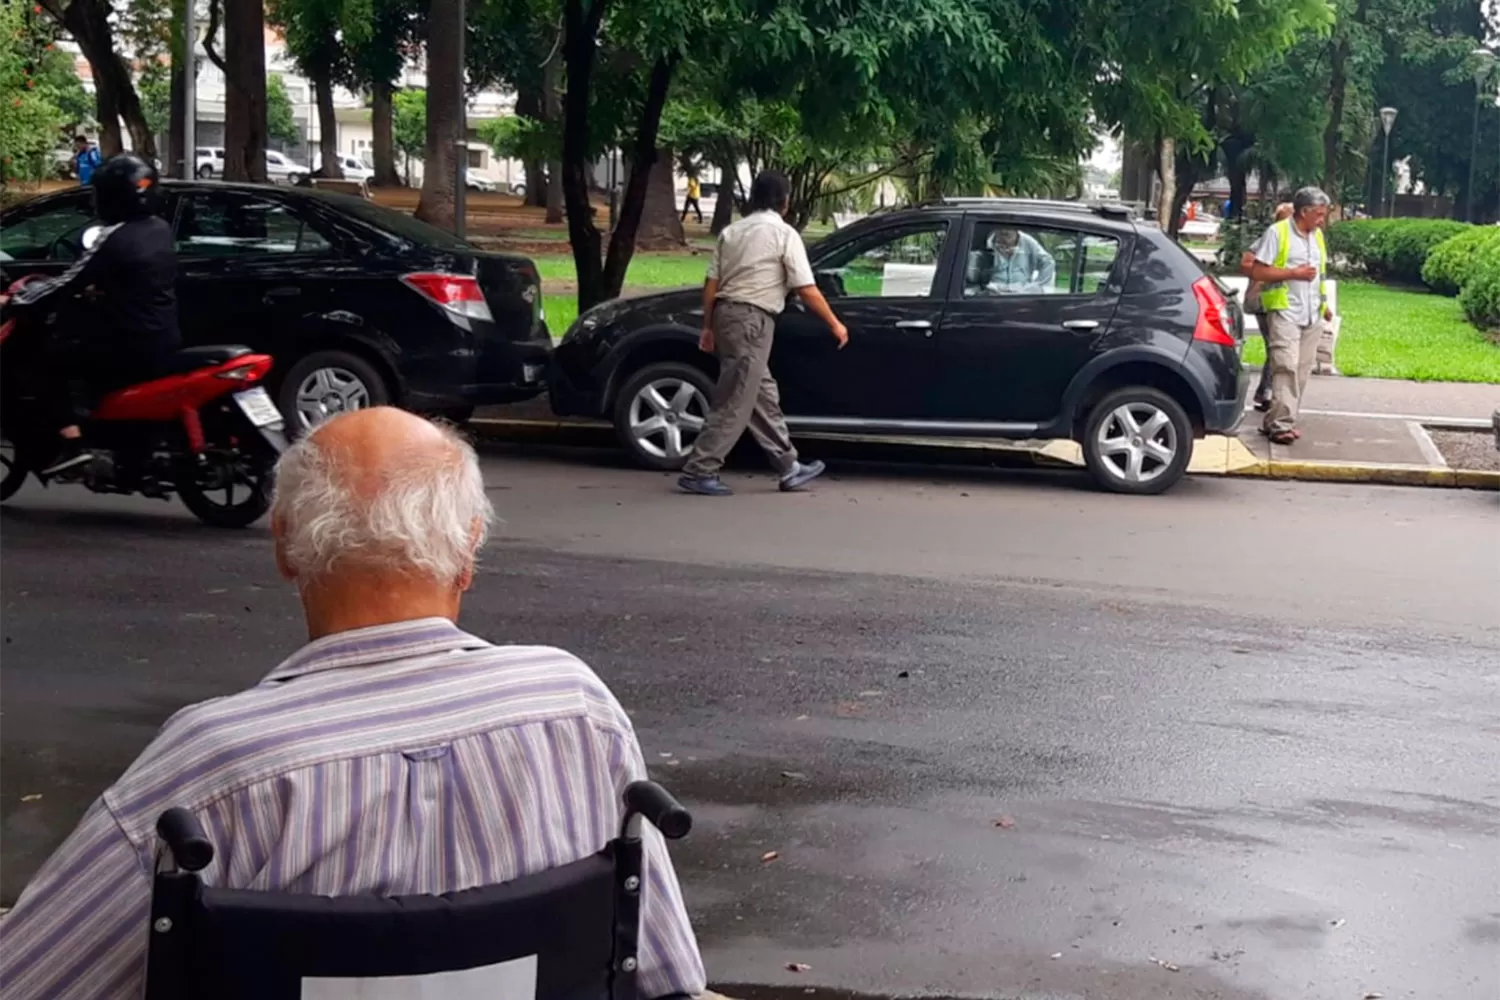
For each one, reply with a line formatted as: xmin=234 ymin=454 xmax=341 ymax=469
xmin=92 ymin=153 xmax=161 ymax=224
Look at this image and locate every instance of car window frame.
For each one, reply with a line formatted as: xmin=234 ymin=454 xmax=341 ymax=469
xmin=808 ymin=219 xmax=956 ymax=302
xmin=947 ymin=213 xmax=1131 ymax=303
xmin=0 ymin=191 xmax=97 ymax=264
xmin=173 ymin=188 xmax=339 ymax=261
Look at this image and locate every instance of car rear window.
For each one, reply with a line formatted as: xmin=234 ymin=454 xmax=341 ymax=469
xmin=307 ymin=192 xmax=473 ymax=251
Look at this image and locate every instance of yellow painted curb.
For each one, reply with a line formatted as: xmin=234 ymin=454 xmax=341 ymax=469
xmin=1228 ymin=459 xmax=1500 ymax=490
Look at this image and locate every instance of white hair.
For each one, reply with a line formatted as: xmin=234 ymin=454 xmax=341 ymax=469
xmin=271 ymin=417 xmax=493 ymax=584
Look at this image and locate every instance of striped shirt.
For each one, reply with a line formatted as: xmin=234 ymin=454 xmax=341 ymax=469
xmin=0 ymin=618 xmax=705 ymax=1000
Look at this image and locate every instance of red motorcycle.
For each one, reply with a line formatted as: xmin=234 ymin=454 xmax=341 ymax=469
xmin=1 ymin=277 xmax=287 ymax=528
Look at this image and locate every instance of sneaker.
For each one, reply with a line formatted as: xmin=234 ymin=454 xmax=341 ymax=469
xmin=40 ymin=441 xmax=94 ymax=479
xmin=779 ymin=460 xmax=826 ymax=492
xmin=677 ymin=474 xmax=733 ymax=496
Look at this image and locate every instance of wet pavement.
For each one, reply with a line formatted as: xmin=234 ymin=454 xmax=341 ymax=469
xmin=2 ymin=450 xmax=1497 ymax=999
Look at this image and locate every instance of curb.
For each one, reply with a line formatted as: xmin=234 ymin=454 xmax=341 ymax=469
xmin=1227 ymin=459 xmax=1500 ymax=490
xmin=467 ymin=419 xmax=1500 ymax=490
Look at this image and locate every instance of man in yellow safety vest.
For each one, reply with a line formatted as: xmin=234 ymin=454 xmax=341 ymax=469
xmin=1241 ymin=187 xmax=1332 ymax=445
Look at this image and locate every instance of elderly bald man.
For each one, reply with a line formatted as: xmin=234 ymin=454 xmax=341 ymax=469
xmin=1 ymin=407 xmax=705 ymax=1000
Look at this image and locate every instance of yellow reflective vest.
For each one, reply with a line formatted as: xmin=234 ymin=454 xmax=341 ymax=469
xmin=1259 ymin=218 xmax=1327 ymax=313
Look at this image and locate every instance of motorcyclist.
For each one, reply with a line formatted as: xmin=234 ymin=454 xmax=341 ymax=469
xmin=3 ymin=153 xmax=181 ymax=478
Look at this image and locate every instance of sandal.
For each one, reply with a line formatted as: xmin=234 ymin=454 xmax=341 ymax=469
xmin=1269 ymin=430 xmax=1296 ymax=445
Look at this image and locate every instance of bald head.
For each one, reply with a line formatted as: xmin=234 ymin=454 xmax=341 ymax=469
xmin=1274 ymin=202 xmax=1294 ymax=222
xmin=271 ymin=408 xmax=493 ymax=588
xmin=306 ymin=406 xmax=464 ymax=499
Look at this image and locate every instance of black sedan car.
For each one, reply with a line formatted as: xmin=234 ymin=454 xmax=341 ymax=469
xmin=0 ymin=182 xmax=550 ymax=430
xmin=551 ymin=198 xmax=1246 ymax=494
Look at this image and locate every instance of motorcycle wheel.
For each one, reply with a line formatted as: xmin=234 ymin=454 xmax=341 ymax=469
xmin=0 ymin=434 xmax=28 ymax=501
xmin=176 ymin=457 xmax=272 ymax=528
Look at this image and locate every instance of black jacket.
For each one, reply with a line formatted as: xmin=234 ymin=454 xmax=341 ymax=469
xmin=11 ymin=216 xmax=182 ymax=374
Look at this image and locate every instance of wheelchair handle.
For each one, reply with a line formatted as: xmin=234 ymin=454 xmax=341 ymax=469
xmin=156 ymin=808 xmax=215 ymax=872
xmin=624 ymin=781 xmax=692 ymax=840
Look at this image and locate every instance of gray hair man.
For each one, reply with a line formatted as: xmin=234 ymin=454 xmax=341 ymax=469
xmin=1242 ymin=186 xmax=1333 ymax=444
xmin=0 ymin=407 xmax=705 ymax=1000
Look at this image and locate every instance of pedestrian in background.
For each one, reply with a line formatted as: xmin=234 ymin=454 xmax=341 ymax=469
xmin=0 ymin=407 xmax=706 ymax=1000
xmin=682 ymin=175 xmax=703 ymax=224
xmin=1240 ymin=200 xmax=1294 ymax=411
xmin=72 ymin=135 xmax=101 ymax=185
xmin=678 ymin=170 xmax=847 ymax=496
xmin=1242 ymin=187 xmax=1332 ymax=445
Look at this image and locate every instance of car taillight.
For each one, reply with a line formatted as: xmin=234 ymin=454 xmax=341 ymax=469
xmin=1191 ymin=275 xmax=1236 ymax=346
xmin=401 ymin=272 xmax=493 ymax=325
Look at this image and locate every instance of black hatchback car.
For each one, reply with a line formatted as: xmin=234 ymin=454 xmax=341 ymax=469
xmin=551 ymin=198 xmax=1246 ymax=493
xmin=0 ymin=182 xmax=550 ymax=431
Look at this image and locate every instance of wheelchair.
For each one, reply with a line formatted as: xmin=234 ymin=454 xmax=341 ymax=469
xmin=143 ymin=781 xmax=692 ymax=1000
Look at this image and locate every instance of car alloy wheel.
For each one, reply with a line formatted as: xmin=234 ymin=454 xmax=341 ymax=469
xmin=294 ymin=366 xmax=373 ymax=431
xmin=1094 ymin=400 xmax=1179 ymax=485
xmin=627 ymin=376 xmax=709 ymax=463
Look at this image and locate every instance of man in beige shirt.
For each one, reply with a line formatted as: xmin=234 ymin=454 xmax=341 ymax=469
xmin=679 ymin=170 xmax=847 ymax=496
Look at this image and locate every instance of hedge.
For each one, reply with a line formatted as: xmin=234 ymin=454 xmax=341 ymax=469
xmin=1422 ymin=226 xmax=1500 ymax=297
xmin=1458 ymin=238 xmax=1500 ymax=330
xmin=1327 ymin=218 xmax=1473 ymax=286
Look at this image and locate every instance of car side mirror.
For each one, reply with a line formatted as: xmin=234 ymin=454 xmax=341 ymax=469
xmin=81 ymin=225 xmax=105 ymax=250
xmin=815 ymin=271 xmax=844 ymax=298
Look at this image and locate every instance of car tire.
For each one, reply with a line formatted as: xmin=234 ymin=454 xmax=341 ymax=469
xmin=513 ymin=184 xmax=526 ymax=198
xmin=277 ymin=350 xmax=392 ymax=437
xmin=1080 ymin=386 xmax=1193 ymax=495
xmin=0 ymin=433 xmax=28 ymax=501
xmin=197 ymin=164 xmax=214 ymax=179
xmin=612 ymin=361 xmax=715 ymax=471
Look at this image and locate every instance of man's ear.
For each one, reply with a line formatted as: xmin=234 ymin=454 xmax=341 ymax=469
xmin=271 ymin=512 xmax=296 ymax=581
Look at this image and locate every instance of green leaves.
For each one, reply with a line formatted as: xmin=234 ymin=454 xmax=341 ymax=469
xmin=267 ymin=74 xmax=303 ymax=147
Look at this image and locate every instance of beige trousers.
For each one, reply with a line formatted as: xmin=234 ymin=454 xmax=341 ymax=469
xmin=682 ymin=300 xmax=798 ymax=478
xmin=1263 ymin=312 xmax=1324 ymax=434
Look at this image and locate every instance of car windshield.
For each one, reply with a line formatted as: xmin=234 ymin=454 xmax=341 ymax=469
xmin=309 ymin=191 xmax=473 ymax=251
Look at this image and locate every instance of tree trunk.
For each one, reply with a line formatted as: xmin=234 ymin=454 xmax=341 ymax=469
xmin=221 ymin=0 xmax=267 ymax=182
xmin=1227 ymin=160 xmax=1248 ymax=222
xmin=371 ymin=81 xmax=400 ymax=187
xmin=57 ymin=0 xmax=156 ymax=159
xmin=597 ymin=58 xmax=677 ymax=300
xmin=710 ymin=157 xmax=735 ymax=234
xmin=1156 ymin=136 xmax=1176 ymax=228
xmin=314 ymin=71 xmax=342 ymax=178
xmin=167 ymin=0 xmax=186 ymax=178
xmin=416 ymin=0 xmax=461 ymax=228
xmin=1322 ymin=0 xmax=1367 ymax=202
xmin=543 ymin=57 xmax=564 ymax=223
xmin=637 ymin=144 xmax=685 ymax=248
xmin=561 ymin=0 xmax=610 ymax=308
xmin=517 ymin=85 xmax=548 ymax=208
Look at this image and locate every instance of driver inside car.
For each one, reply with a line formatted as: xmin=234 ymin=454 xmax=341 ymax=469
xmin=3 ymin=153 xmax=181 ymax=479
xmin=982 ymin=226 xmax=1057 ymax=295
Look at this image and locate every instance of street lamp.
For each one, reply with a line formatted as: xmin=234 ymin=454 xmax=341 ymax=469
xmin=1379 ymin=106 xmax=1398 ymax=218
xmin=1469 ymin=48 xmax=1496 ymax=224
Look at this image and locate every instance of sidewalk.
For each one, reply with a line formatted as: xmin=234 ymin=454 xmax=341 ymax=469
xmin=1221 ymin=373 xmax=1500 ymax=488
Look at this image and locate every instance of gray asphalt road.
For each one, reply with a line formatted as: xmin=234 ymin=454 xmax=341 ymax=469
xmin=2 ymin=450 xmax=1497 ymax=1000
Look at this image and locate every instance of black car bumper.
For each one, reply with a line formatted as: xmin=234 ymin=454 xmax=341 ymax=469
xmin=1206 ymin=373 xmax=1250 ymax=434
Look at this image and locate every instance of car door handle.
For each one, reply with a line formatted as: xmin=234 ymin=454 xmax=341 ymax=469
xmin=1062 ymin=320 xmax=1100 ymax=331
xmin=894 ymin=320 xmax=932 ymax=329
xmin=264 ymin=286 xmax=301 ymax=303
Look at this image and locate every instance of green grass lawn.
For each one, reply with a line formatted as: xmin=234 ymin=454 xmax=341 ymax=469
xmin=532 ymin=252 xmax=709 ymax=288
xmin=1242 ymin=282 xmax=1500 ymax=383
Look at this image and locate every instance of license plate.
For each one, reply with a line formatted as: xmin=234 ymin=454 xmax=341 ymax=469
xmin=523 ymin=363 xmax=545 ymax=384
xmin=233 ymin=388 xmax=283 ymax=428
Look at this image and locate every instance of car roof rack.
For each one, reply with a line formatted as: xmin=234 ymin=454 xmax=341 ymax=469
xmin=928 ymin=197 xmax=1136 ymax=220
